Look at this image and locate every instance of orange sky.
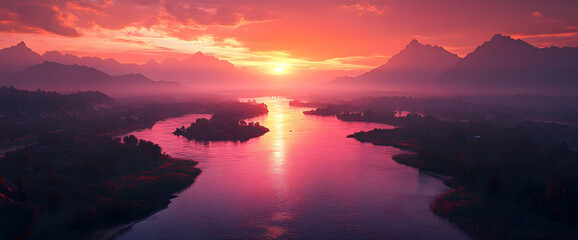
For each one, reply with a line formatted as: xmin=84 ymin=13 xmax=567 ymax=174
xmin=1 ymin=0 xmax=578 ymax=76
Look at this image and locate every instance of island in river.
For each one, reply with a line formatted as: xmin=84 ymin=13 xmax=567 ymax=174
xmin=0 ymin=87 xmax=273 ymax=239
xmin=173 ymin=112 xmax=270 ymax=142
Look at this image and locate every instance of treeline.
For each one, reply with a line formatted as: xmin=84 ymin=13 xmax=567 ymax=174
xmin=302 ymin=104 xmax=357 ymax=116
xmin=0 ymin=87 xmax=273 ymax=239
xmin=349 ymin=117 xmax=578 ymax=239
xmin=0 ymin=135 xmax=201 ymax=240
xmin=297 ymin=95 xmax=578 ymax=125
xmin=289 ymin=100 xmax=327 ymax=108
xmin=0 ymin=86 xmax=116 ymax=117
xmin=337 ymin=110 xmax=427 ymax=126
xmin=0 ymin=87 xmax=270 ymax=146
xmin=174 ymin=104 xmax=270 ymax=142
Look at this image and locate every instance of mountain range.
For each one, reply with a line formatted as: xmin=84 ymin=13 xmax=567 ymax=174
xmin=1 ymin=35 xmax=577 ymax=96
xmin=0 ymin=61 xmax=184 ymax=97
xmin=0 ymin=42 xmax=43 ymax=73
xmin=42 ymin=50 xmax=253 ymax=87
xmin=328 ymin=34 xmax=578 ymax=95
xmin=440 ymin=34 xmax=578 ymax=94
xmin=330 ymin=39 xmax=460 ymax=89
xmin=0 ymin=41 xmax=256 ymax=89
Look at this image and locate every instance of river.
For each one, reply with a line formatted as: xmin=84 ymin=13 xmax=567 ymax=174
xmin=116 ymin=97 xmax=468 ymax=240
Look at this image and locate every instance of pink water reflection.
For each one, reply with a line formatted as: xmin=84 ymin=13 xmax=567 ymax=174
xmin=117 ymin=97 xmax=469 ymax=240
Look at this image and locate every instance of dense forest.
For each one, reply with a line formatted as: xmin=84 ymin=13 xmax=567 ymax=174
xmin=348 ymin=115 xmax=578 ymax=239
xmin=174 ymin=104 xmax=270 ymax=141
xmin=0 ymin=87 xmax=270 ymax=148
xmin=0 ymin=135 xmax=202 ymax=239
xmin=0 ymin=87 xmax=272 ymax=239
xmin=296 ymin=95 xmax=578 ymax=126
xmin=293 ymin=95 xmax=578 ymax=239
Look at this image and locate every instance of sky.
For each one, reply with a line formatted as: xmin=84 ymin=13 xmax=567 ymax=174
xmin=1 ymin=0 xmax=578 ymax=76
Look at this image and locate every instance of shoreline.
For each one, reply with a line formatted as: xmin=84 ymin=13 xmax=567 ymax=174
xmin=392 ymin=153 xmax=453 ymax=181
xmin=349 ymin=128 xmax=578 ymax=239
xmin=0 ymin=135 xmax=202 ymax=240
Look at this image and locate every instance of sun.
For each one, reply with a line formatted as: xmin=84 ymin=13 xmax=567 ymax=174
xmin=271 ymin=63 xmax=289 ymax=75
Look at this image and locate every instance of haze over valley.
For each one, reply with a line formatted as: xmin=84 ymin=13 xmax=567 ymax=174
xmin=1 ymin=1 xmax=578 ymax=239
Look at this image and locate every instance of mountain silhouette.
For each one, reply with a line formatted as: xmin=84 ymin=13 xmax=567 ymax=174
xmin=1 ymin=62 xmax=186 ymax=96
xmin=328 ymin=35 xmax=578 ymax=95
xmin=0 ymin=41 xmax=43 ymax=72
xmin=440 ymin=34 xmax=578 ymax=94
xmin=0 ymin=41 xmax=258 ymax=88
xmin=136 ymin=51 xmax=247 ymax=86
xmin=328 ymin=39 xmax=460 ymax=90
xmin=41 ymin=49 xmax=254 ymax=87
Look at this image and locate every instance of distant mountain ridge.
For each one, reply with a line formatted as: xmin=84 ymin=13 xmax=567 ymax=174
xmin=41 ymin=50 xmax=250 ymax=86
xmin=440 ymin=34 xmax=578 ymax=94
xmin=370 ymin=39 xmax=460 ymax=73
xmin=0 ymin=42 xmax=256 ymax=88
xmin=328 ymin=39 xmax=461 ymax=90
xmin=328 ymin=34 xmax=578 ymax=95
xmin=0 ymin=62 xmax=185 ymax=97
xmin=2 ymin=36 xmax=577 ymax=96
xmin=0 ymin=41 xmax=43 ymax=72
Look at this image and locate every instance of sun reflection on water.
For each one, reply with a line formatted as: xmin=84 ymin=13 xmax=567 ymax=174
xmin=270 ymin=102 xmax=286 ymax=175
xmin=116 ymin=97 xmax=468 ymax=240
xmin=244 ymin=97 xmax=293 ymax=239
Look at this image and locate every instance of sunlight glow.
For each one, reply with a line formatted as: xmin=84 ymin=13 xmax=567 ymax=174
xmin=271 ymin=63 xmax=289 ymax=75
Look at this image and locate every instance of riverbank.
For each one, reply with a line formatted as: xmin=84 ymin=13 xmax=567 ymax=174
xmin=0 ymin=135 xmax=201 ymax=240
xmin=110 ymin=97 xmax=469 ymax=240
xmin=348 ymin=119 xmax=578 ymax=239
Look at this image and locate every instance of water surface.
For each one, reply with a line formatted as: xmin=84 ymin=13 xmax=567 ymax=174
xmin=117 ymin=97 xmax=468 ymax=240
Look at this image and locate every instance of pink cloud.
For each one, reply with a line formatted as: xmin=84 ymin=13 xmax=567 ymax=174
xmin=110 ymin=38 xmax=147 ymax=45
xmin=161 ymin=1 xmax=272 ymax=27
xmin=338 ymin=1 xmax=387 ymax=15
xmin=2 ymin=0 xmax=578 ymax=66
xmin=65 ymin=0 xmax=160 ymax=30
xmin=0 ymin=1 xmax=80 ymax=37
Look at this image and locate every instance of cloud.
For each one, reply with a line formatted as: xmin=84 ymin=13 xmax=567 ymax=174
xmin=512 ymin=29 xmax=578 ymax=39
xmin=338 ymin=1 xmax=387 ymax=15
xmin=213 ymin=7 xmax=243 ymax=25
xmin=110 ymin=38 xmax=147 ymax=45
xmin=0 ymin=21 xmax=40 ymax=34
xmin=161 ymin=1 xmax=270 ymax=27
xmin=532 ymin=11 xmax=543 ymax=18
xmin=0 ymin=1 xmax=80 ymax=37
xmin=243 ymin=7 xmax=273 ymax=22
xmin=2 ymin=0 xmax=578 ymax=68
xmin=66 ymin=0 xmax=160 ymax=30
xmin=126 ymin=0 xmax=160 ymax=6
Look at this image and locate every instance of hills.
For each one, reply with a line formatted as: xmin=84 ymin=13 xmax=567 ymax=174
xmin=0 ymin=86 xmax=116 ymax=122
xmin=0 ymin=41 xmax=256 ymax=90
xmin=41 ymin=50 xmax=252 ymax=87
xmin=1 ymin=35 xmax=577 ymax=96
xmin=0 ymin=86 xmax=117 ymax=142
xmin=440 ymin=34 xmax=578 ymax=95
xmin=0 ymin=62 xmax=184 ymax=97
xmin=0 ymin=42 xmax=43 ymax=73
xmin=328 ymin=39 xmax=460 ymax=91
xmin=328 ymin=34 xmax=578 ymax=95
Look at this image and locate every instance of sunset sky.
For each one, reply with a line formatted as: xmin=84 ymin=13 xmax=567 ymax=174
xmin=1 ymin=0 xmax=578 ymax=75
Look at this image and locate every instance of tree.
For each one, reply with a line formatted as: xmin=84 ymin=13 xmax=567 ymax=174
xmin=4 ymin=150 xmax=31 ymax=168
xmin=123 ymin=135 xmax=138 ymax=147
